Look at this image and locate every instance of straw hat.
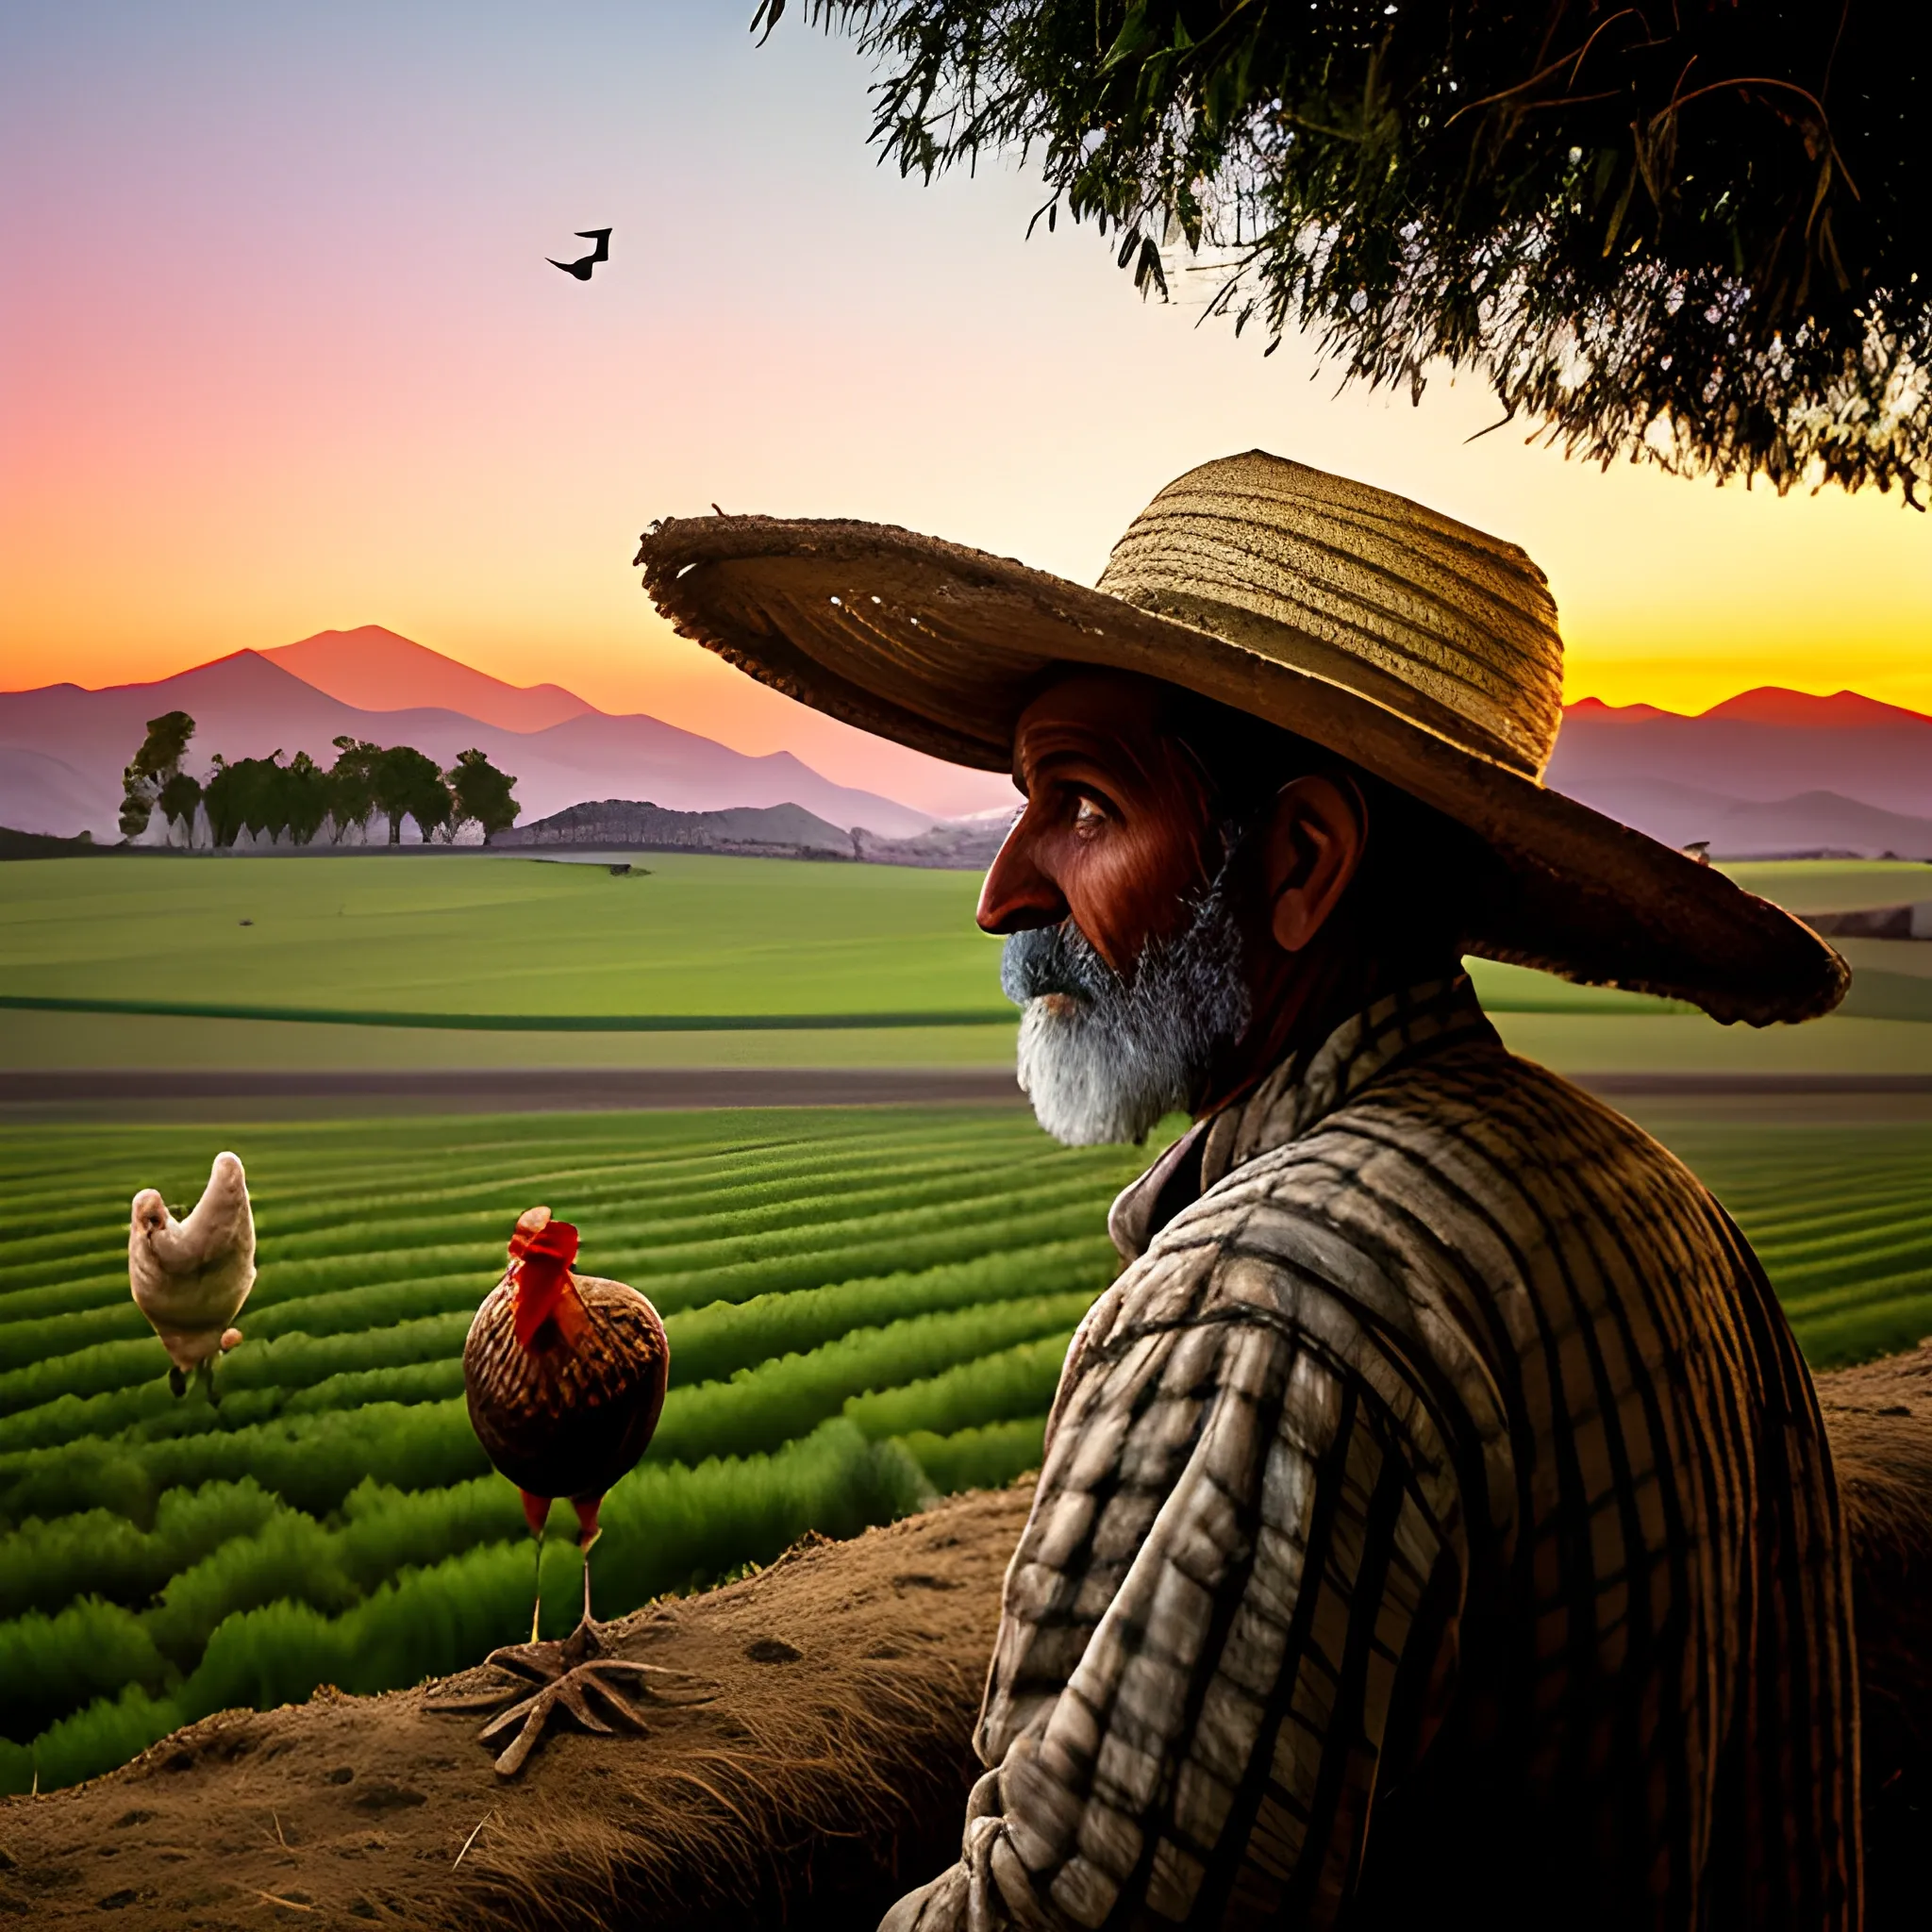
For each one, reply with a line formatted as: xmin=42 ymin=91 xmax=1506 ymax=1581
xmin=636 ymin=450 xmax=1845 ymax=1025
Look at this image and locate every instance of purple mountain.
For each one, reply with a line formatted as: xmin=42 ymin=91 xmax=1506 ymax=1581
xmin=0 ymin=649 xmax=932 ymax=841
xmin=8 ymin=639 xmax=1930 ymax=861
xmin=1546 ymin=689 xmax=1932 ymax=858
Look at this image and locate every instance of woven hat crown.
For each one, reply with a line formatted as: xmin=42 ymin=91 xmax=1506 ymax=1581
xmin=1095 ymin=451 xmax=1565 ymax=779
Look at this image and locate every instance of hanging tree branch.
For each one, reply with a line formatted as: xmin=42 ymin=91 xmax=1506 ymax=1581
xmin=757 ymin=1 xmax=1928 ymax=502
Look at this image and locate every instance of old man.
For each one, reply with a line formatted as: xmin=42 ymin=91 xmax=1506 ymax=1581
xmin=639 ymin=454 xmax=1860 ymax=1929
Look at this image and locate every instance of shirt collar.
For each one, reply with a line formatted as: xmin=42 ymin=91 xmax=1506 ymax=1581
xmin=1107 ymin=974 xmax=1498 ymax=1263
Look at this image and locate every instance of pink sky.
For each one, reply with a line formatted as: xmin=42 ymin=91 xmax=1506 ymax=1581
xmin=4 ymin=4 xmax=1928 ymax=817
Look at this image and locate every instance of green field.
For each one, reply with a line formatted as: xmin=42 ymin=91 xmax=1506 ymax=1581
xmin=0 ymin=1108 xmax=1145 ymax=1793
xmin=0 ymin=854 xmax=1008 ymax=1022
xmin=3 ymin=1102 xmax=1929 ymax=1796
xmin=1 ymin=856 xmax=1927 ymax=1072
xmin=1723 ymin=859 xmax=1932 ymax=914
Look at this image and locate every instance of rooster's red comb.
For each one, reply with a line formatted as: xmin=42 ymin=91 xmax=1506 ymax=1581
xmin=509 ymin=1207 xmax=578 ymax=1267
xmin=508 ymin=1208 xmax=580 ymax=1349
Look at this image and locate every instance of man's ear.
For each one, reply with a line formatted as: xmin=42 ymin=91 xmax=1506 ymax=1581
xmin=1263 ymin=775 xmax=1368 ymax=953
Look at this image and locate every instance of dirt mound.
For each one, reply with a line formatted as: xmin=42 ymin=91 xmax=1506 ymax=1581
xmin=1816 ymin=1341 xmax=1932 ymax=1922
xmin=3 ymin=1356 xmax=1929 ymax=1929
xmin=0 ymin=1486 xmax=1030 ymax=1929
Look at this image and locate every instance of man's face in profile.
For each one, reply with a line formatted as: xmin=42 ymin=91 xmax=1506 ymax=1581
xmin=974 ymin=673 xmax=1253 ymax=1144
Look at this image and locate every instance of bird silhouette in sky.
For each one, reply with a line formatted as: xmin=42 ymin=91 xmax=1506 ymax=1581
xmin=548 ymin=228 xmax=610 ymax=281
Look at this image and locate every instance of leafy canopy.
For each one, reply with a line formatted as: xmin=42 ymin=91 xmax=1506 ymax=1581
xmin=448 ymin=748 xmax=520 ymax=844
xmin=761 ymin=1 xmax=1928 ymax=500
xmin=372 ymin=745 xmax=452 ymax=846
xmin=119 ymin=712 xmax=199 ymax=840
xmin=118 ymin=722 xmax=521 ymax=847
xmin=205 ymin=752 xmax=331 ymax=848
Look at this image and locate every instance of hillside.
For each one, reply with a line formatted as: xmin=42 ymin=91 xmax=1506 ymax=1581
xmin=498 ymin=799 xmax=858 ymax=859
xmin=1545 ymin=776 xmax=1932 ymax=860
xmin=499 ymin=800 xmax=1016 ymax=869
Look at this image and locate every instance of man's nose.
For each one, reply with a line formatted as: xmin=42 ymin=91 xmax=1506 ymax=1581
xmin=976 ymin=812 xmax=1067 ymax=934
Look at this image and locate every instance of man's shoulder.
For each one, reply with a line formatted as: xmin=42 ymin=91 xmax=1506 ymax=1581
xmin=1243 ymin=1035 xmax=1690 ymax=1216
xmin=1140 ymin=1035 xmax=1707 ymax=1332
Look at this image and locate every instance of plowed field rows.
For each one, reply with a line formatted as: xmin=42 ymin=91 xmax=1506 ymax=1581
xmin=2 ymin=1105 xmax=1926 ymax=1795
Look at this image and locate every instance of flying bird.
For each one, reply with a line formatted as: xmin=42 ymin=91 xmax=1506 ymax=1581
xmin=547 ymin=227 xmax=610 ymax=280
xmin=434 ymin=1206 xmax=704 ymax=1774
xmin=128 ymin=1152 xmax=256 ymax=1403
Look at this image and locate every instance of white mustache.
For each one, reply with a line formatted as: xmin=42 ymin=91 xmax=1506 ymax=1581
xmin=999 ymin=920 xmax=1115 ymax=1007
xmin=1000 ymin=891 xmax=1251 ymax=1146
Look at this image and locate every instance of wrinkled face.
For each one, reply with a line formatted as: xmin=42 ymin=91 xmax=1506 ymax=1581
xmin=976 ymin=673 xmax=1215 ymax=974
xmin=978 ymin=674 xmax=1255 ymax=1144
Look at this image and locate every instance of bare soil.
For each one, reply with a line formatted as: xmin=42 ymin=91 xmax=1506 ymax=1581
xmin=3 ymin=1351 xmax=1929 ymax=1931
xmin=0 ymin=1486 xmax=1031 ymax=1930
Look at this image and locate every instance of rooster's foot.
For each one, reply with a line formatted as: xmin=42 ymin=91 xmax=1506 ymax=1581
xmin=425 ymin=1618 xmax=715 ymax=1776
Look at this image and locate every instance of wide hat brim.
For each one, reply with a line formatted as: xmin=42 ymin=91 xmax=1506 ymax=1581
xmin=635 ymin=511 xmax=1846 ymax=1026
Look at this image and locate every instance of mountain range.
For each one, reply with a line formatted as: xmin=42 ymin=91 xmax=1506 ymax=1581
xmin=1547 ymin=690 xmax=1932 ymax=858
xmin=4 ymin=627 xmax=1930 ymax=858
xmin=0 ymin=628 xmax=931 ymax=841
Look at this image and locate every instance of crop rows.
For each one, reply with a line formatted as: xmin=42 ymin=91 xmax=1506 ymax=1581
xmin=3 ymin=1106 xmax=1928 ymax=1797
xmin=0 ymin=1108 xmax=1145 ymax=1792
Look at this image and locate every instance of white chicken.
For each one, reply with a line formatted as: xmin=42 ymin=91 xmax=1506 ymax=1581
xmin=128 ymin=1151 xmax=256 ymax=1403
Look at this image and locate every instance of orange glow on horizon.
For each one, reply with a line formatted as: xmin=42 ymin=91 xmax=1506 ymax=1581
xmin=4 ymin=12 xmax=1927 ymax=774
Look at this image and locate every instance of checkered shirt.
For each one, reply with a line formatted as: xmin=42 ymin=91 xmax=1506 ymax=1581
xmin=880 ymin=976 xmax=1859 ymax=1931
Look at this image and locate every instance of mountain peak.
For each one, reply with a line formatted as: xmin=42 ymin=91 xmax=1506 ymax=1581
xmin=263 ymin=626 xmax=599 ymax=734
xmin=1562 ymin=696 xmax=1679 ymax=723
xmin=1698 ymin=686 xmax=1932 ymax=729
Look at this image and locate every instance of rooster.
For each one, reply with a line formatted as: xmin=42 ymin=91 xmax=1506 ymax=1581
xmin=436 ymin=1206 xmax=701 ymax=1774
xmin=128 ymin=1151 xmax=255 ymax=1403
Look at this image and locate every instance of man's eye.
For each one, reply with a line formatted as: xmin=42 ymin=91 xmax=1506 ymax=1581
xmin=1072 ymin=795 xmax=1107 ymax=833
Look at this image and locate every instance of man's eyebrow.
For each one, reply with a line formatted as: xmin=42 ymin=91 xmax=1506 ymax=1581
xmin=1018 ymin=749 xmax=1098 ymax=796
xmin=1023 ymin=741 xmax=1112 ymax=776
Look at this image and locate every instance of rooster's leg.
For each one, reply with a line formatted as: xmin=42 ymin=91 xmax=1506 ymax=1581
xmin=573 ymin=1495 xmax=603 ymax=1631
xmin=168 ymin=1365 xmax=187 ymax=1398
xmin=520 ymin=1489 xmax=549 ymax=1644
xmin=426 ymin=1492 xmax=711 ymax=1775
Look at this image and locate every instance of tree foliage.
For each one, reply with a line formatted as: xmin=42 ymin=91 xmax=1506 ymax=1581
xmin=763 ymin=1 xmax=1929 ymax=499
xmin=119 ymin=720 xmax=518 ymax=849
xmin=371 ymin=744 xmax=452 ymax=845
xmin=325 ymin=738 xmax=383 ymax=835
xmin=446 ymin=748 xmax=520 ymax=844
xmin=204 ymin=752 xmax=333 ymax=848
xmin=118 ymin=711 xmax=199 ymax=840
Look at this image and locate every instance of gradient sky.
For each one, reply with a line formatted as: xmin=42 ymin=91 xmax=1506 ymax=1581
xmin=3 ymin=3 xmax=1928 ymax=814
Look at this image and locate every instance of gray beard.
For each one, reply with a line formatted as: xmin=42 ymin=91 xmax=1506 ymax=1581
xmin=999 ymin=881 xmax=1253 ymax=1147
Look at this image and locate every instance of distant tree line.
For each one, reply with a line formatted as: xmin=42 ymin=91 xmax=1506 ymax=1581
xmin=119 ymin=712 xmax=519 ymax=847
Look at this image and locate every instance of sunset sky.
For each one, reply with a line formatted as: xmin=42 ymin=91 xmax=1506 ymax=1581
xmin=4 ymin=3 xmax=1927 ymax=813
